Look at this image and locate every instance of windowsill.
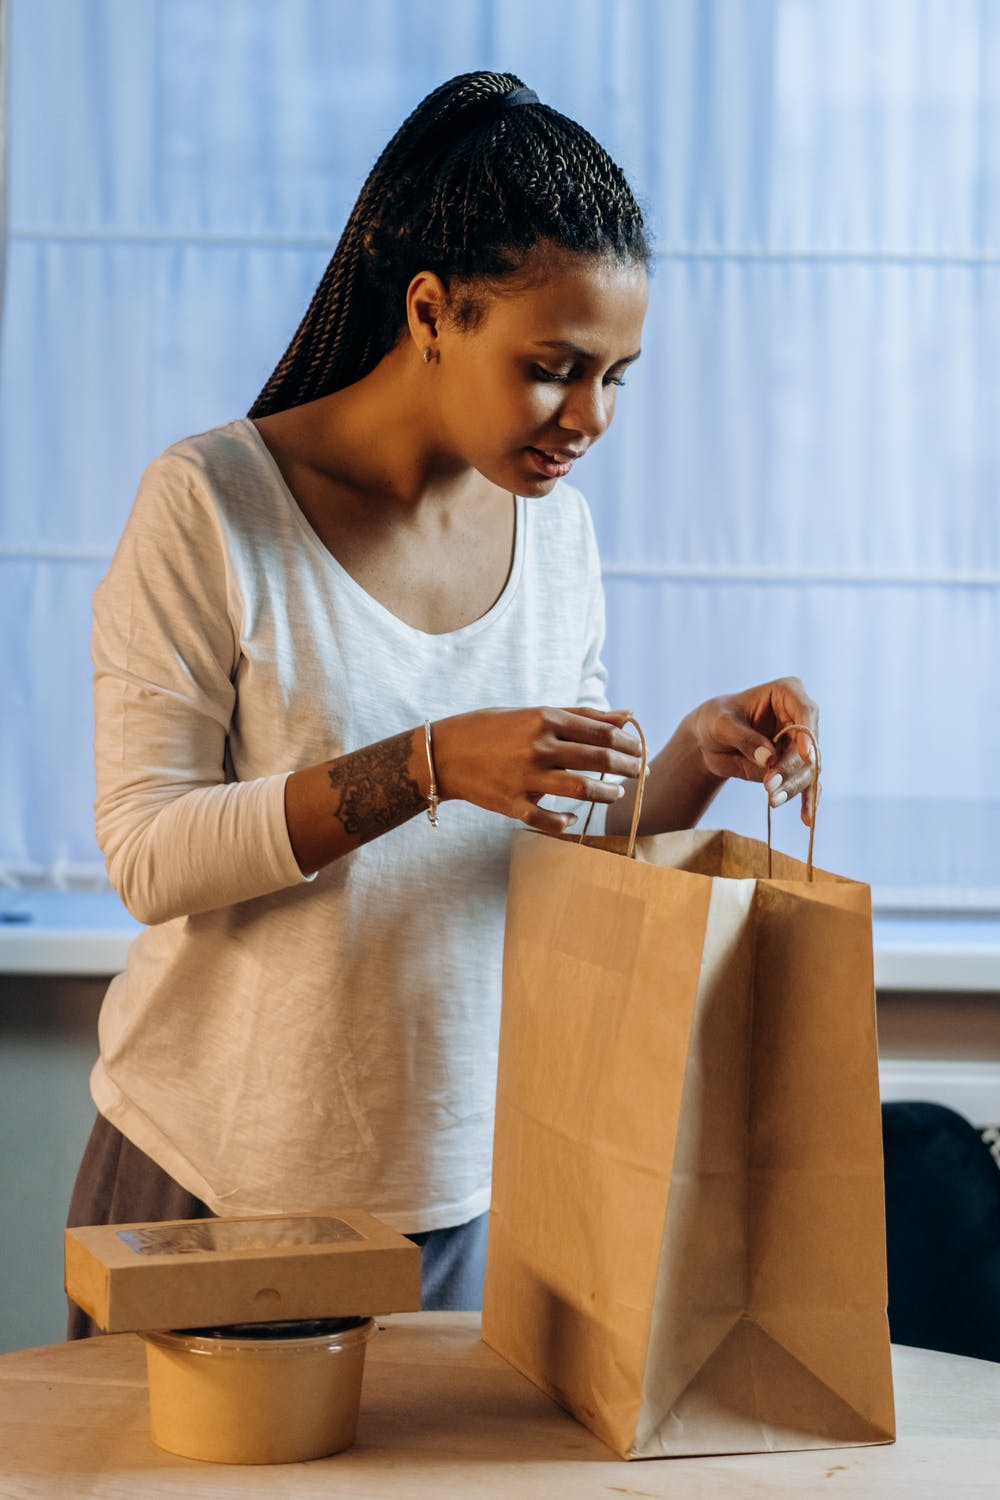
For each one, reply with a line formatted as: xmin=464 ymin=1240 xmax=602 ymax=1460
xmin=873 ymin=915 xmax=1000 ymax=991
xmin=1 ymin=887 xmax=999 ymax=990
xmin=0 ymin=891 xmax=142 ymax=976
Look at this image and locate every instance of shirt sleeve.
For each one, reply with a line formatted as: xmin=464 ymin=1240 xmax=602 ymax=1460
xmin=92 ymin=451 xmax=312 ymax=925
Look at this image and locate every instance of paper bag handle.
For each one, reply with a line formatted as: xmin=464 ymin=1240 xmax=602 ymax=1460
xmin=576 ymin=716 xmax=648 ymax=859
xmin=767 ymin=723 xmax=821 ymax=881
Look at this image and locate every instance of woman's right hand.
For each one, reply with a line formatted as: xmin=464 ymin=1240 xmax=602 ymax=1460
xmin=431 ymin=706 xmax=644 ymax=834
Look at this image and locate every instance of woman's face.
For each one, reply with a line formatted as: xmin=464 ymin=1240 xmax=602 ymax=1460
xmin=431 ymin=248 xmax=648 ymax=496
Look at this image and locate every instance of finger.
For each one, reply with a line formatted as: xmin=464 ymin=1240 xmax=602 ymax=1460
xmin=770 ymin=746 xmax=808 ymax=784
xmin=769 ymin=679 xmax=819 ymax=762
xmin=536 ymin=772 xmax=627 ymax=805
xmin=802 ymin=777 xmax=821 ymax=827
xmin=552 ymin=709 xmax=644 ymax=761
xmin=710 ymin=711 xmax=779 ymax=776
xmin=797 ymin=729 xmax=819 ymax=767
xmin=784 ymin=720 xmax=819 ymax=770
xmin=564 ymin=706 xmax=635 ymax=727
xmin=548 ymin=746 xmax=644 ymax=782
xmin=546 ymin=717 xmax=644 ymax=776
xmin=772 ymin=722 xmax=820 ymax=796
xmin=514 ymin=797 xmax=577 ymax=835
xmin=764 ymin=753 xmax=817 ymax=808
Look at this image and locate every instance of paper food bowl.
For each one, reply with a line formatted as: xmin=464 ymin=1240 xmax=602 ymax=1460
xmin=142 ymin=1316 xmax=376 ymax=1464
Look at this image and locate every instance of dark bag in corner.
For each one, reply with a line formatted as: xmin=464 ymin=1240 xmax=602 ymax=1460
xmin=883 ymin=1100 xmax=1000 ymax=1362
xmin=483 ymin=815 xmax=895 ymax=1459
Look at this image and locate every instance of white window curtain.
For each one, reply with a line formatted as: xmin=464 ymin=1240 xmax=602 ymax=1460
xmin=2 ymin=0 xmax=998 ymax=902
xmin=0 ymin=0 xmax=7 ymax=344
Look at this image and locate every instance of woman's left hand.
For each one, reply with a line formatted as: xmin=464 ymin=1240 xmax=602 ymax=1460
xmin=687 ymin=677 xmax=820 ymax=825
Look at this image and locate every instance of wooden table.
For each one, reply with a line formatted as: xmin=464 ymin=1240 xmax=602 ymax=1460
xmin=1 ymin=1314 xmax=997 ymax=1497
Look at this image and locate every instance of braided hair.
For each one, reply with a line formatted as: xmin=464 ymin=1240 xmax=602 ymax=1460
xmin=248 ymin=71 xmax=648 ymax=417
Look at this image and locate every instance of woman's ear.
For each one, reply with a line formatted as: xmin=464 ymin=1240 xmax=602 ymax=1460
xmin=405 ymin=270 xmax=450 ymax=361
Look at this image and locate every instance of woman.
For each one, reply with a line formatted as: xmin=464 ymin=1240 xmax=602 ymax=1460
xmin=68 ymin=71 xmax=817 ymax=1332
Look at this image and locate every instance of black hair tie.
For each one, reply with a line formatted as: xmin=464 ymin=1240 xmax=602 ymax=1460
xmin=499 ymin=86 xmax=540 ymax=111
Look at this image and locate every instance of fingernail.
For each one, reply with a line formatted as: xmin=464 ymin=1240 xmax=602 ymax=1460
xmin=770 ymin=789 xmax=788 ymax=807
xmin=616 ymin=785 xmax=625 ymax=798
xmin=754 ymin=746 xmax=773 ymax=768
xmin=764 ymin=773 xmax=783 ymax=793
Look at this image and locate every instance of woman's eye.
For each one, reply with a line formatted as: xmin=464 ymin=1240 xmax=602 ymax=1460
xmin=531 ymin=364 xmax=627 ymax=388
xmin=532 ymin=365 xmax=573 ymax=383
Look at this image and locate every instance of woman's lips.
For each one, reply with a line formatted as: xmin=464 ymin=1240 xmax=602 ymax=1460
xmin=524 ymin=446 xmax=581 ymax=479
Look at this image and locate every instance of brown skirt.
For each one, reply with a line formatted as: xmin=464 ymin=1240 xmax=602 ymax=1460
xmin=66 ymin=1113 xmax=213 ymax=1339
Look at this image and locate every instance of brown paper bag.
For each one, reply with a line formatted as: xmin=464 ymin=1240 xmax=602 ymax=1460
xmin=482 ymin=821 xmax=895 ymax=1459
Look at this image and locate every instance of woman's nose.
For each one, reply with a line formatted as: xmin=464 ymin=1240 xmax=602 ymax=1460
xmin=558 ymin=382 xmax=613 ymax=440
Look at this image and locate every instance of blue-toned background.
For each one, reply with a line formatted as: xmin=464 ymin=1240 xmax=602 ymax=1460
xmin=2 ymin=0 xmax=999 ymax=893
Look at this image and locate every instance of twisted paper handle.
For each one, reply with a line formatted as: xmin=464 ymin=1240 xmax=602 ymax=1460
xmin=577 ymin=716 xmax=648 ymax=860
xmin=766 ymin=723 xmax=821 ymax=880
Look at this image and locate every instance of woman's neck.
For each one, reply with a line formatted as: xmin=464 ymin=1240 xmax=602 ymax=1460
xmin=254 ymin=345 xmax=493 ymax=517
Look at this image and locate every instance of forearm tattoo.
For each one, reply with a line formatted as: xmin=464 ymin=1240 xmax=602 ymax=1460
xmin=327 ymin=730 xmax=424 ymax=840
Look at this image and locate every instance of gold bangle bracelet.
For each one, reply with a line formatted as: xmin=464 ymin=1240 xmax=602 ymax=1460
xmin=423 ymin=720 xmax=440 ymax=828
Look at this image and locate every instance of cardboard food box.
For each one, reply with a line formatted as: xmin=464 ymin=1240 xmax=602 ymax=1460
xmin=65 ymin=1208 xmax=422 ymax=1333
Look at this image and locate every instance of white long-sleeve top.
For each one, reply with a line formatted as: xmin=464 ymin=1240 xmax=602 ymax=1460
xmin=89 ymin=418 xmax=610 ymax=1231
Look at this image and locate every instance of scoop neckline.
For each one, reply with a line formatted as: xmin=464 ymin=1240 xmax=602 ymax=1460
xmin=239 ymin=417 xmax=526 ymax=643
